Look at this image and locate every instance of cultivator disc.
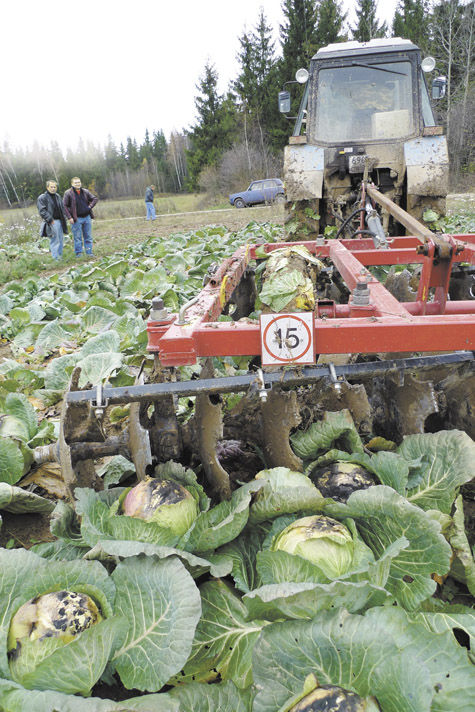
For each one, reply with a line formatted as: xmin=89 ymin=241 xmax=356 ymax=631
xmin=46 ymin=184 xmax=475 ymax=500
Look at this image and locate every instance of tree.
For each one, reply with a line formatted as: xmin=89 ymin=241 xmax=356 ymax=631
xmin=125 ymin=137 xmax=141 ymax=170
xmin=279 ymin=0 xmax=320 ymax=82
xmin=234 ymin=9 xmax=284 ymax=156
xmin=430 ymin=0 xmax=474 ymax=158
xmin=352 ymin=0 xmax=387 ymax=41
xmin=235 ymin=10 xmax=278 ymax=123
xmin=458 ymin=0 xmax=475 ymax=169
xmin=186 ymin=62 xmax=238 ymax=190
xmin=392 ymin=0 xmax=431 ymax=51
xmin=167 ymin=132 xmax=188 ymax=192
xmin=104 ymin=135 xmax=120 ymax=171
xmin=140 ymin=129 xmax=153 ymax=162
xmin=315 ymin=0 xmax=348 ymax=47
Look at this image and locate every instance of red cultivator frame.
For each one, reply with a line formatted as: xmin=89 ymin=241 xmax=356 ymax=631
xmin=148 ymin=231 xmax=475 ymax=365
xmin=148 ymin=186 xmax=475 ymax=366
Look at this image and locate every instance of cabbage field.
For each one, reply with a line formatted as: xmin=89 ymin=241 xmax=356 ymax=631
xmin=0 ymin=218 xmax=474 ymax=712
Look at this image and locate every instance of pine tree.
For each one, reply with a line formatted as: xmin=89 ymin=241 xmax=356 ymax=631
xmin=234 ymin=9 xmax=283 ymax=152
xmin=237 ymin=27 xmax=266 ymax=117
xmin=151 ymin=130 xmax=168 ymax=168
xmin=315 ymin=0 xmax=348 ymax=48
xmin=352 ymin=0 xmax=387 ymax=41
xmin=279 ymin=0 xmax=320 ymax=82
xmin=140 ymin=129 xmax=153 ymax=162
xmin=104 ymin=135 xmax=119 ymax=171
xmin=186 ymin=62 xmax=237 ymax=190
xmin=125 ymin=137 xmax=141 ymax=170
xmin=392 ymin=0 xmax=431 ymax=51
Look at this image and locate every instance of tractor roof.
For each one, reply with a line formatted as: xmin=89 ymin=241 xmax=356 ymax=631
xmin=314 ymin=37 xmax=419 ymax=60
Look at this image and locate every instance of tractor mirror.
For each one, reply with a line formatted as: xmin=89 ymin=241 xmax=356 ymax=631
xmin=432 ymin=76 xmax=447 ymax=100
xmin=278 ymin=91 xmax=291 ymax=113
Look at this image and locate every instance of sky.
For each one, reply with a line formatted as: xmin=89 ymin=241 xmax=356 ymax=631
xmin=1 ymin=0 xmax=399 ymax=153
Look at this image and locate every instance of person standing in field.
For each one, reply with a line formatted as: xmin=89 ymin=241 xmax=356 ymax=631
xmin=37 ymin=180 xmax=69 ymax=260
xmin=145 ymin=184 xmax=156 ymax=221
xmin=63 ymin=177 xmax=98 ymax=256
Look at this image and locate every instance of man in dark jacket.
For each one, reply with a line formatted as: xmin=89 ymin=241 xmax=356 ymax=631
xmin=145 ymin=184 xmax=156 ymax=221
xmin=37 ymin=180 xmax=68 ymax=260
xmin=63 ymin=177 xmax=98 ymax=256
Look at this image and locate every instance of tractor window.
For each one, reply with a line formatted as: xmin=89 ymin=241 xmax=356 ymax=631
xmin=314 ymin=61 xmax=414 ymax=142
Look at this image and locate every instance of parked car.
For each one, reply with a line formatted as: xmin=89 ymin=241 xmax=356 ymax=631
xmin=229 ymin=178 xmax=285 ymax=208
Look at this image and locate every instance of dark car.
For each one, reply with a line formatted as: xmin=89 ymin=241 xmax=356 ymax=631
xmin=229 ymin=178 xmax=285 ymax=208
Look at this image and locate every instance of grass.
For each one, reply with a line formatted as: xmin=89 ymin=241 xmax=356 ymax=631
xmin=0 ymin=193 xmax=229 ymax=228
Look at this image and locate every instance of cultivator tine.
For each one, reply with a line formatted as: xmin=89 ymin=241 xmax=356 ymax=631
xmin=367 ymin=371 xmax=439 ymax=440
xmin=138 ymin=363 xmax=183 ymax=465
xmin=194 ymin=359 xmax=232 ymax=500
xmin=435 ymin=366 xmax=475 ymax=439
xmin=58 ymin=420 xmax=98 ymax=501
xmin=128 ymin=400 xmax=153 ymax=481
xmin=148 ymin=397 xmax=183 ymax=464
xmin=261 ymin=388 xmax=303 ymax=471
xmin=310 ymin=379 xmax=373 ymax=437
xmin=389 ymin=373 xmax=439 ymax=436
xmin=59 ymin=367 xmax=103 ymax=499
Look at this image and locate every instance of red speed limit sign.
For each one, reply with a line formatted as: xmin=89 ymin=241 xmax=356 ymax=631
xmin=260 ymin=313 xmax=315 ymax=365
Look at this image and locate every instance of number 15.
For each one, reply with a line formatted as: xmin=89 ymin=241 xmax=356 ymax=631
xmin=275 ymin=326 xmax=300 ymax=349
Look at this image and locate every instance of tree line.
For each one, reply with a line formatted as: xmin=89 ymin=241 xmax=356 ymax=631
xmin=1 ymin=0 xmax=473 ymax=209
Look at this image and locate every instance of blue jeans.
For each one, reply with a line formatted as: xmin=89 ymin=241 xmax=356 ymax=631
xmin=50 ymin=220 xmax=64 ymax=260
xmin=71 ymin=215 xmax=93 ymax=254
xmin=146 ymin=202 xmax=156 ymax=220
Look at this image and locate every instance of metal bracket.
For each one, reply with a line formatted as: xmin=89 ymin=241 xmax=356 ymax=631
xmin=249 ymin=368 xmax=273 ymax=402
xmin=327 ymin=362 xmax=344 ymax=392
xmin=90 ymin=383 xmax=108 ymax=420
xmin=177 ymin=295 xmax=200 ymax=325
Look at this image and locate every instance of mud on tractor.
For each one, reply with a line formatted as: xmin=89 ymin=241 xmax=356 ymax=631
xmin=35 ymin=39 xmax=475 ymax=504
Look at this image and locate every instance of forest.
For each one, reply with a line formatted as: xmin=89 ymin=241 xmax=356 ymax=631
xmin=0 ymin=0 xmax=473 ymax=208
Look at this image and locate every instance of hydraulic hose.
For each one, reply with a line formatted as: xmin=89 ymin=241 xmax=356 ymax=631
xmin=335 ymin=207 xmax=365 ymax=239
xmin=349 ymin=229 xmax=377 ymax=239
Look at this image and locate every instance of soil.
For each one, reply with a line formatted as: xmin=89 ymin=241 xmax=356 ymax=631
xmin=0 ymin=510 xmax=54 ymax=549
xmin=0 ymin=342 xmax=12 ymax=360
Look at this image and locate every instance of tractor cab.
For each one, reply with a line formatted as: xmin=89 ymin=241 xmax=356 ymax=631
xmin=292 ymin=38 xmax=442 ymax=144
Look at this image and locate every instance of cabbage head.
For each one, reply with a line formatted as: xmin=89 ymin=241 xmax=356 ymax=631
xmin=271 ymin=515 xmax=354 ymax=579
xmin=121 ymin=477 xmax=198 ymax=536
xmin=289 ymin=684 xmax=380 ymax=711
